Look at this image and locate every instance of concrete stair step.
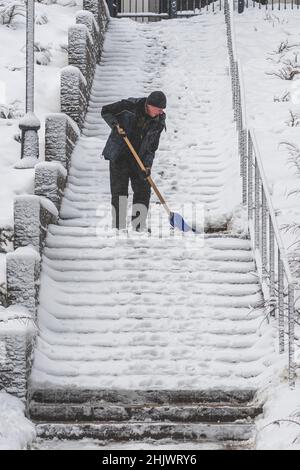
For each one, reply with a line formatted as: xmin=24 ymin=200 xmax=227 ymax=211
xmin=42 ymin=265 xmax=258 ymax=285
xmin=42 ymin=256 xmax=256 ymax=273
xmin=34 ymin=421 xmax=255 ymax=443
xmin=30 ymin=437 xmax=253 ymax=450
xmin=42 ymin=246 xmax=254 ymax=262
xmin=29 ymin=388 xmax=258 ymax=406
xmin=41 ymin=275 xmax=261 ymax=297
xmin=30 ymin=402 xmax=262 ymax=424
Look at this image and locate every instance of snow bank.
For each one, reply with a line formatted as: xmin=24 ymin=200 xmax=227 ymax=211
xmin=256 ymin=359 xmax=300 ymax=450
xmin=0 ymin=392 xmax=36 ymax=450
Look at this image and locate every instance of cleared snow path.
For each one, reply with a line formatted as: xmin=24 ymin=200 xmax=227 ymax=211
xmin=30 ymin=13 xmax=274 ymax=391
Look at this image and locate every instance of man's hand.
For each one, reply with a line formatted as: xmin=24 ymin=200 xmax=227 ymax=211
xmin=116 ymin=124 xmax=127 ymax=137
xmin=141 ymin=167 xmax=151 ymax=180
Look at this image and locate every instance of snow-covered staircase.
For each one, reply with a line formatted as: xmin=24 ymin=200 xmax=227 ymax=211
xmin=29 ymin=13 xmax=274 ymax=448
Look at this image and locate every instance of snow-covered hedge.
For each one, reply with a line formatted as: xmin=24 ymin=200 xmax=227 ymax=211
xmin=63 ymin=2 xmax=109 ymax=127
xmin=35 ymin=161 xmax=67 ymax=210
xmin=13 ymin=195 xmax=58 ymax=253
xmin=0 ymin=1 xmax=25 ymax=28
xmin=0 ymin=281 xmax=7 ymax=307
xmin=6 ymin=246 xmax=41 ymax=316
xmin=45 ymin=113 xmax=80 ymax=169
xmin=0 ymin=305 xmax=36 ymax=401
xmin=61 ymin=65 xmax=88 ymax=129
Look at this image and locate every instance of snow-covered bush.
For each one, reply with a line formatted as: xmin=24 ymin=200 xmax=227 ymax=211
xmin=34 ymin=42 xmax=52 ymax=65
xmin=0 ymin=100 xmax=23 ymax=119
xmin=0 ymin=227 xmax=14 ymax=253
xmin=286 ymin=110 xmax=300 ymax=127
xmin=20 ymin=42 xmax=52 ymax=66
xmin=263 ymin=11 xmax=288 ymax=27
xmin=13 ymin=132 xmax=22 ymax=143
xmin=268 ymin=51 xmax=300 ymax=80
xmin=272 ymin=40 xmax=300 ymax=57
xmin=59 ymin=42 xmax=68 ymax=53
xmin=35 ymin=12 xmax=48 ymax=25
xmin=0 ymin=1 xmax=25 ymax=28
xmin=268 ymin=65 xmax=300 ymax=81
xmin=0 ymin=282 xmax=7 ymax=307
xmin=274 ymin=90 xmax=290 ymax=103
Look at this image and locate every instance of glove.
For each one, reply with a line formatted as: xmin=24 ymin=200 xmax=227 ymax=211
xmin=141 ymin=167 xmax=151 ymax=180
xmin=115 ymin=124 xmax=127 ymax=138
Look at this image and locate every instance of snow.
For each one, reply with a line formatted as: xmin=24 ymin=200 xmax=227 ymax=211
xmin=40 ymin=196 xmax=59 ymax=218
xmin=61 ymin=64 xmax=87 ymax=86
xmin=19 ymin=112 xmax=41 ymax=128
xmin=255 ymin=358 xmax=300 ymax=450
xmin=31 ymin=438 xmax=239 ymax=450
xmin=35 ymin=160 xmax=68 ymax=178
xmin=7 ymin=244 xmax=41 ymax=261
xmin=0 ymin=392 xmax=36 ymax=450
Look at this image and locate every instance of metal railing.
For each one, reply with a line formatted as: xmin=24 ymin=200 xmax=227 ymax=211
xmin=243 ymin=0 xmax=300 ymax=9
xmin=115 ymin=0 xmax=300 ymax=21
xmin=225 ymin=0 xmax=297 ymax=386
xmin=116 ymin=0 xmax=224 ymax=21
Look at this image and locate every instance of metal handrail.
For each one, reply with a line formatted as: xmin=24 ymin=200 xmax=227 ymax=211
xmin=116 ymin=0 xmax=300 ymax=22
xmin=224 ymin=0 xmax=297 ymax=386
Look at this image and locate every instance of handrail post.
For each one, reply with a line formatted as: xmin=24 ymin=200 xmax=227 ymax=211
xmin=261 ymin=189 xmax=268 ymax=278
xmin=288 ymin=283 xmax=295 ymax=388
xmin=278 ymin=254 xmax=285 ymax=353
xmin=269 ymin=218 xmax=276 ymax=317
xmin=242 ymin=129 xmax=247 ymax=205
xmin=254 ymin=160 xmax=260 ymax=251
xmin=248 ymin=131 xmax=253 ymax=220
xmin=168 ymin=0 xmax=177 ymax=18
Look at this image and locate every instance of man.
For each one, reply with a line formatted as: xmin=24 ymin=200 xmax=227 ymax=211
xmin=101 ymin=91 xmax=167 ymax=231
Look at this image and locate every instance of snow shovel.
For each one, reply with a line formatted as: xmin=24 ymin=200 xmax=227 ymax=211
xmin=118 ymin=127 xmax=197 ymax=233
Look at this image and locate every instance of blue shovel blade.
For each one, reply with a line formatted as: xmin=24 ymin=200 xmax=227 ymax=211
xmin=170 ymin=212 xmax=196 ymax=233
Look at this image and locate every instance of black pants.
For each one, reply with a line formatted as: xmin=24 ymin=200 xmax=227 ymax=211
xmin=109 ymin=155 xmax=151 ymax=230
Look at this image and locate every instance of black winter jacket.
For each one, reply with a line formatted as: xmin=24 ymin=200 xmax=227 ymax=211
xmin=101 ymin=97 xmax=166 ymax=167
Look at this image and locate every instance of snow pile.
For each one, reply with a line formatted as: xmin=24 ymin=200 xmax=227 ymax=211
xmin=0 ymin=392 xmax=36 ymax=450
xmin=256 ymin=358 xmax=300 ymax=450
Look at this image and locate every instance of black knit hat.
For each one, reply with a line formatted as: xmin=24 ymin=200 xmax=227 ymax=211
xmin=147 ymin=91 xmax=167 ymax=109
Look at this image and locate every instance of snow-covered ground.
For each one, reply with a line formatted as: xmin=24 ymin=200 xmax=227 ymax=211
xmin=234 ymin=6 xmax=300 ymax=278
xmin=0 ymin=392 xmax=36 ymax=449
xmin=0 ymin=0 xmax=83 ymax=290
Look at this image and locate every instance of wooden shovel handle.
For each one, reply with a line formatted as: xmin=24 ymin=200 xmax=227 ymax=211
xmin=122 ymin=133 xmax=171 ymax=216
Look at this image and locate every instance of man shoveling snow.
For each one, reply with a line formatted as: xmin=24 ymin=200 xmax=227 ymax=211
xmin=101 ymin=91 xmax=167 ymax=232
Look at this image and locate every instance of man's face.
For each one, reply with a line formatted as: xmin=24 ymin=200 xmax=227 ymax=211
xmin=146 ymin=103 xmax=165 ymax=118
